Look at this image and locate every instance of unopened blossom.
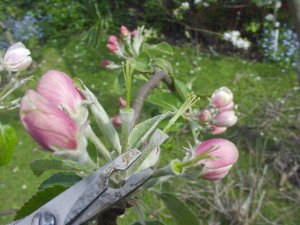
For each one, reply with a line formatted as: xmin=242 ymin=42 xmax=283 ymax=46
xmin=20 ymin=90 xmax=78 ymax=151
xmin=2 ymin=42 xmax=32 ymax=71
xmin=100 ymin=60 xmax=120 ymax=69
xmin=118 ymin=97 xmax=126 ymax=108
xmin=210 ymin=125 xmax=227 ymax=135
xmin=107 ymin=43 xmax=119 ymax=53
xmin=219 ymin=101 xmax=235 ymax=112
xmin=214 ymin=111 xmax=237 ymax=127
xmin=120 ymin=25 xmax=130 ymax=37
xmin=199 ymin=109 xmax=211 ymax=122
xmin=195 ymin=138 xmax=239 ymax=180
xmin=211 ymin=87 xmax=233 ymax=108
xmin=131 ymin=30 xmax=137 ymax=38
xmin=108 ymin=35 xmax=118 ymax=45
xmin=111 ymin=114 xmax=122 ymax=128
xmin=37 ymin=70 xmax=83 ymax=115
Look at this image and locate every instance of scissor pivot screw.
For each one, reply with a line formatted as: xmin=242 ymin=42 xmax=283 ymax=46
xmin=32 ymin=211 xmax=56 ymax=225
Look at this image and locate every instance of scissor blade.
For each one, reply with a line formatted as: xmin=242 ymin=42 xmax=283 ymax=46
xmin=70 ymin=168 xmax=153 ymax=225
xmin=64 ymin=149 xmax=141 ymax=224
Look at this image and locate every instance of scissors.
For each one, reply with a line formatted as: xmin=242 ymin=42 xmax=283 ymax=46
xmin=9 ymin=149 xmax=153 ymax=225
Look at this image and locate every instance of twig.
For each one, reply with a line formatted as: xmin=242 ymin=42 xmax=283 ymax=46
xmin=132 ymin=70 xmax=174 ymax=126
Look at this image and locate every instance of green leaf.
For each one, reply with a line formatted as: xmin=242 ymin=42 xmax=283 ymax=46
xmin=127 ymin=112 xmax=173 ymax=150
xmin=0 ymin=123 xmax=17 ymax=166
xmin=174 ymin=78 xmax=191 ymax=101
xmin=158 ymin=193 xmax=199 ymax=225
xmin=15 ymin=185 xmax=66 ymax=220
xmin=30 ymin=159 xmax=95 ymax=177
xmin=39 ymin=172 xmax=82 ymax=190
xmin=132 ymin=52 xmax=152 ymax=73
xmin=147 ymin=92 xmax=183 ymax=111
xmin=132 ymin=221 xmax=166 ymax=225
xmin=154 ymin=58 xmax=173 ymax=75
xmin=142 ymin=42 xmax=173 ymax=56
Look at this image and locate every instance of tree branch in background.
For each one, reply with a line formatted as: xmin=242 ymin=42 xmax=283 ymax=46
xmin=132 ymin=70 xmax=174 ymax=127
xmin=287 ymin=0 xmax=300 ymax=84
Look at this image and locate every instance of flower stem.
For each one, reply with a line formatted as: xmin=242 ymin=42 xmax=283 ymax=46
xmin=85 ymin=125 xmax=112 ymax=161
xmin=122 ymin=61 xmax=134 ymax=111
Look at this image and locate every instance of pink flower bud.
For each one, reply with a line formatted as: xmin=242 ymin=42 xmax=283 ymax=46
xmin=211 ymin=87 xmax=233 ymax=108
xmin=107 ymin=43 xmax=119 ymax=53
xmin=210 ymin=125 xmax=227 ymax=135
xmin=111 ymin=114 xmax=122 ymax=128
xmin=118 ymin=97 xmax=126 ymax=108
xmin=219 ymin=101 xmax=235 ymax=112
xmin=3 ymin=42 xmax=32 ymax=71
xmin=199 ymin=109 xmax=211 ymax=122
xmin=131 ymin=30 xmax=137 ymax=38
xmin=20 ymin=90 xmax=78 ymax=151
xmin=108 ymin=35 xmax=118 ymax=45
xmin=37 ymin=70 xmax=83 ymax=115
xmin=214 ymin=111 xmax=237 ymax=127
xmin=120 ymin=25 xmax=130 ymax=37
xmin=195 ymin=138 xmax=239 ymax=180
xmin=100 ymin=60 xmax=110 ymax=68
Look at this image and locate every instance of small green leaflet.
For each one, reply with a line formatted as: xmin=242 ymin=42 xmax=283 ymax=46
xmin=0 ymin=123 xmax=17 ymax=166
xmin=15 ymin=185 xmax=66 ymax=220
xmin=132 ymin=52 xmax=152 ymax=73
xmin=142 ymin=42 xmax=174 ymax=56
xmin=147 ymin=92 xmax=183 ymax=111
xmin=174 ymin=78 xmax=191 ymax=101
xmin=158 ymin=192 xmax=199 ymax=225
xmin=30 ymin=159 xmax=95 ymax=177
xmin=39 ymin=172 xmax=82 ymax=190
xmin=127 ymin=112 xmax=173 ymax=150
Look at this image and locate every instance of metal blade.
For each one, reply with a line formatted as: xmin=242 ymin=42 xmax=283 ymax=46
xmin=9 ymin=149 xmax=141 ymax=225
xmin=71 ymin=168 xmax=153 ymax=225
xmin=64 ymin=149 xmax=141 ymax=224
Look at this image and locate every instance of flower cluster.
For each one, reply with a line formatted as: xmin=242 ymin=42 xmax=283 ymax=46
xmin=260 ymin=23 xmax=299 ymax=72
xmin=199 ymin=87 xmax=237 ymax=135
xmin=223 ymin=30 xmax=251 ymax=50
xmin=101 ymin=25 xmax=144 ymax=69
xmin=0 ymin=42 xmax=32 ymax=72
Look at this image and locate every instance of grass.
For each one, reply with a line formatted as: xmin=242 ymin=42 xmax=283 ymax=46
xmin=0 ymin=37 xmax=299 ymax=225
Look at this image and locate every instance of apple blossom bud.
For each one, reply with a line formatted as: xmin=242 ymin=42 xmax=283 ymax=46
xmin=211 ymin=87 xmax=233 ymax=108
xmin=2 ymin=42 xmax=32 ymax=72
xmin=120 ymin=25 xmax=130 ymax=37
xmin=214 ymin=111 xmax=237 ymax=127
xmin=100 ymin=60 xmax=120 ymax=70
xmin=111 ymin=114 xmax=122 ymax=128
xmin=199 ymin=109 xmax=211 ymax=122
xmin=20 ymin=90 xmax=78 ymax=151
xmin=100 ymin=60 xmax=110 ymax=68
xmin=210 ymin=125 xmax=227 ymax=135
xmin=107 ymin=43 xmax=119 ymax=53
xmin=108 ymin=35 xmax=118 ymax=44
xmin=219 ymin=101 xmax=235 ymax=112
xmin=37 ymin=70 xmax=83 ymax=115
xmin=131 ymin=30 xmax=137 ymax=38
xmin=118 ymin=97 xmax=126 ymax=108
xmin=195 ymin=138 xmax=239 ymax=180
